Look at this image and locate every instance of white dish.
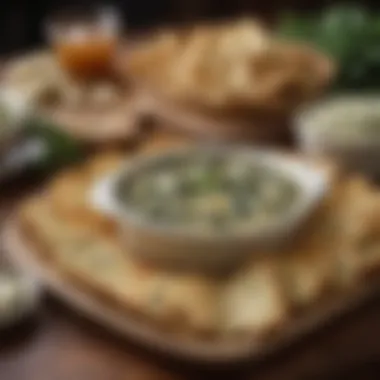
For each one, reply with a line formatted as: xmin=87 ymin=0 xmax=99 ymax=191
xmin=295 ymin=95 xmax=380 ymax=178
xmin=91 ymin=147 xmax=329 ymax=273
xmin=0 ymin=268 xmax=40 ymax=329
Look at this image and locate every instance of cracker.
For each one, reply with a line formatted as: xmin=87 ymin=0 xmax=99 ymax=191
xmin=222 ymin=258 xmax=288 ymax=336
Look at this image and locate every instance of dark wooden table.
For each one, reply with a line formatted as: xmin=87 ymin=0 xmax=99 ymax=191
xmin=1 ymin=179 xmax=380 ymax=380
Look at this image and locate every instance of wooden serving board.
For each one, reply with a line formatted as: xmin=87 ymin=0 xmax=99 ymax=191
xmin=4 ymin=216 xmax=380 ymax=365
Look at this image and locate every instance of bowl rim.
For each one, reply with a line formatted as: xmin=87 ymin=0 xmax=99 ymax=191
xmin=91 ymin=145 xmax=329 ymax=242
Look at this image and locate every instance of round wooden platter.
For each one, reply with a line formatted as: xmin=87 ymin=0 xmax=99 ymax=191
xmin=3 ymin=215 xmax=380 ymax=365
xmin=0 ymin=50 xmax=147 ymax=146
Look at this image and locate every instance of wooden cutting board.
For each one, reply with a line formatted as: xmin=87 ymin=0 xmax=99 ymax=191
xmin=4 ymin=216 xmax=380 ymax=365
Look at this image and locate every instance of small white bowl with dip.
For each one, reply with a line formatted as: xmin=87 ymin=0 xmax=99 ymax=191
xmin=0 ymin=270 xmax=40 ymax=329
xmin=295 ymin=95 xmax=380 ymax=177
xmin=91 ymin=147 xmax=329 ymax=274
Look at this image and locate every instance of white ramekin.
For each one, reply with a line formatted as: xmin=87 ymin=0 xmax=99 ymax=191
xmin=295 ymin=95 xmax=380 ymax=178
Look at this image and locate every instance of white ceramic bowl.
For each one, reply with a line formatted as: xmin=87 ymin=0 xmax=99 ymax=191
xmin=0 ymin=270 xmax=41 ymax=329
xmin=295 ymin=95 xmax=380 ymax=178
xmin=90 ymin=147 xmax=329 ymax=273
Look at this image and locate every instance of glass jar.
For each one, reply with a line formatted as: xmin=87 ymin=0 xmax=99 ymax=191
xmin=46 ymin=6 xmax=122 ymax=80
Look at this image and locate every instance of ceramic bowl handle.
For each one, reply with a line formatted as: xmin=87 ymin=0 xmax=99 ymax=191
xmin=90 ymin=175 xmax=121 ymax=217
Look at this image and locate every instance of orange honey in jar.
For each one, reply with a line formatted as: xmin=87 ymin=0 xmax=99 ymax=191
xmin=47 ymin=7 xmax=121 ymax=80
xmin=54 ymin=32 xmax=117 ymax=79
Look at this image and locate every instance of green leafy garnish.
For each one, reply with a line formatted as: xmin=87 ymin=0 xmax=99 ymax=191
xmin=277 ymin=5 xmax=380 ymax=91
xmin=23 ymin=117 xmax=84 ymax=172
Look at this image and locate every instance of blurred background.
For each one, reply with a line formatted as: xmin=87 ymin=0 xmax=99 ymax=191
xmin=1 ymin=0 xmax=378 ymax=54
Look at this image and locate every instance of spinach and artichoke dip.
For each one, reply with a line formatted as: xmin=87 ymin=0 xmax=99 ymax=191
xmin=118 ymin=155 xmax=300 ymax=233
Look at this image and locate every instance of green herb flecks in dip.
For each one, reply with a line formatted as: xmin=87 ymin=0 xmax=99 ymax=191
xmin=119 ymin=155 xmax=300 ymax=233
